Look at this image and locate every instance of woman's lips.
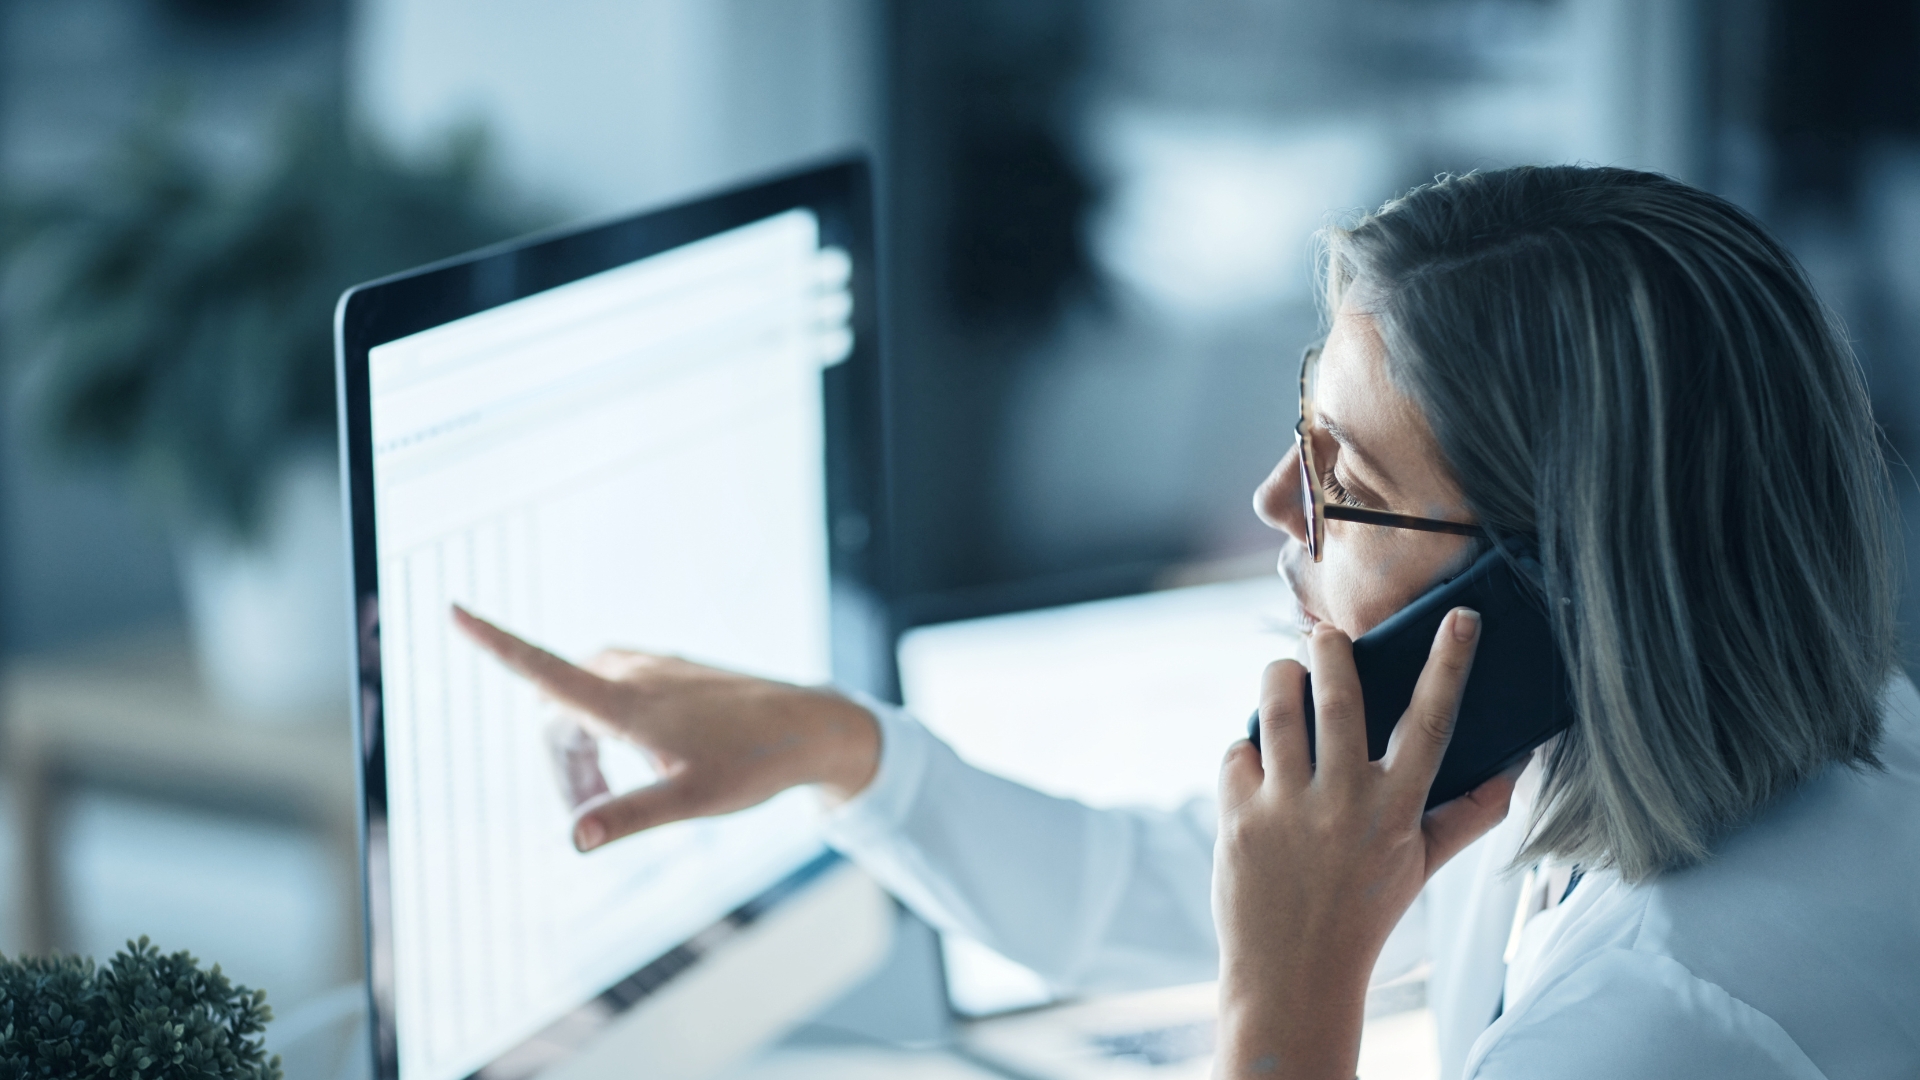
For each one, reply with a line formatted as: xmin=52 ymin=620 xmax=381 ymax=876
xmin=1297 ymin=605 xmax=1323 ymax=634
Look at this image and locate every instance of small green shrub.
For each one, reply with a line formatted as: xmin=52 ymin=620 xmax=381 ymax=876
xmin=0 ymin=937 xmax=279 ymax=1080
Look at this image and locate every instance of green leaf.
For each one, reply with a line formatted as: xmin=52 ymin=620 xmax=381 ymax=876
xmin=0 ymin=939 xmax=279 ymax=1079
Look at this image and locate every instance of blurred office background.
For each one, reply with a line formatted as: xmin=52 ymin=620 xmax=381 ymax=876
xmin=2 ymin=0 xmax=1918 ymax=1076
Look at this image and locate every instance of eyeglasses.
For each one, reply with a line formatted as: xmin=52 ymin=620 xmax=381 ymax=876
xmin=1295 ymin=342 xmax=1486 ymax=562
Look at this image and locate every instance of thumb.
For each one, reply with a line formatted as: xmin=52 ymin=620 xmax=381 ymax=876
xmin=572 ymin=780 xmax=700 ymax=851
xmin=1421 ymin=770 xmax=1518 ymax=875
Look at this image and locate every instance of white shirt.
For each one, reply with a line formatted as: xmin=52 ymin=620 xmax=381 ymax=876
xmin=822 ymin=677 xmax=1920 ymax=1079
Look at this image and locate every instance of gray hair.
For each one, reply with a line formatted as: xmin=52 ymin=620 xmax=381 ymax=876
xmin=1325 ymin=166 xmax=1899 ymax=882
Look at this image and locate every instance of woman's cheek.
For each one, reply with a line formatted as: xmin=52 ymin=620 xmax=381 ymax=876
xmin=1315 ymin=550 xmax=1378 ymax=635
xmin=1322 ymin=539 xmax=1446 ymax=636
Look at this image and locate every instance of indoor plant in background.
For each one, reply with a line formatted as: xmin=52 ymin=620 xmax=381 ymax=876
xmin=2 ymin=104 xmax=533 ymax=717
xmin=0 ymin=937 xmax=279 ymax=1079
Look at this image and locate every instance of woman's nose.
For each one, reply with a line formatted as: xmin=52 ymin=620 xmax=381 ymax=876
xmin=1254 ymin=445 xmax=1310 ymax=548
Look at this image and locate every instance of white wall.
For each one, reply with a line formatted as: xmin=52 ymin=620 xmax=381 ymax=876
xmin=351 ymin=0 xmax=879 ymax=219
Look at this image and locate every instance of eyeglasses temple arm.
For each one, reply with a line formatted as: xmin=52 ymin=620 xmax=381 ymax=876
xmin=1321 ymin=504 xmax=1487 ymax=538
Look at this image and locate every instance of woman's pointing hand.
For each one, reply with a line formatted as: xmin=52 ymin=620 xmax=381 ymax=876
xmin=452 ymin=606 xmax=880 ymax=852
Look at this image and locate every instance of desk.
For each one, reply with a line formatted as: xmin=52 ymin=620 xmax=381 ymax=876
xmin=2 ymin=625 xmax=359 ymax=968
xmin=951 ymin=980 xmax=1438 ymax=1080
xmin=720 ymin=1044 xmax=1000 ymax=1080
xmin=718 ymin=1003 xmax=1440 ymax=1080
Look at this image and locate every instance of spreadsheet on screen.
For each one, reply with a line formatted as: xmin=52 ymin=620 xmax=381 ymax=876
xmin=367 ymin=209 xmax=852 ymax=1080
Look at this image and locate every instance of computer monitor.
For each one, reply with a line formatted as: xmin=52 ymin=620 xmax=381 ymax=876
xmin=335 ymin=160 xmax=895 ymax=1080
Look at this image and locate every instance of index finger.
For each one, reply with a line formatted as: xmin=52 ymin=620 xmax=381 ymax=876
xmin=1306 ymin=626 xmax=1370 ymax=774
xmin=1256 ymin=659 xmax=1312 ymax=788
xmin=452 ymin=605 xmax=623 ymax=718
xmin=1383 ymin=607 xmax=1481 ymax=785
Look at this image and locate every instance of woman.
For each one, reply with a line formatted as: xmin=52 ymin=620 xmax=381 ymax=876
xmin=456 ymin=166 xmax=1920 ymax=1078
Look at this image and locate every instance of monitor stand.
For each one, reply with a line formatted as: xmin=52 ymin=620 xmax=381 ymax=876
xmin=526 ymin=860 xmax=893 ymax=1080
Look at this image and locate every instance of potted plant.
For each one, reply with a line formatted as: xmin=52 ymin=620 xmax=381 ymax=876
xmin=0 ymin=937 xmax=280 ymax=1079
xmin=3 ymin=104 xmax=535 ymax=716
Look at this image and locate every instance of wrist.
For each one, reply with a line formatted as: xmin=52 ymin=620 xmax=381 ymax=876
xmin=1215 ymin=970 xmax=1367 ymax=1080
xmin=807 ymin=690 xmax=881 ymax=804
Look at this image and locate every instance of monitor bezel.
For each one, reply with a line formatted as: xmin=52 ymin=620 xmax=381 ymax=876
xmin=333 ymin=157 xmax=890 ymax=1080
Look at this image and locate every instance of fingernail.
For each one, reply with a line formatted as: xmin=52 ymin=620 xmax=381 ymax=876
xmin=574 ymin=818 xmax=605 ymax=851
xmin=1452 ymin=608 xmax=1481 ymax=642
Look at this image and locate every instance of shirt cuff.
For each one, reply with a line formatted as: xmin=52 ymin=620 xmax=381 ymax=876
xmin=819 ymin=690 xmax=936 ymax=852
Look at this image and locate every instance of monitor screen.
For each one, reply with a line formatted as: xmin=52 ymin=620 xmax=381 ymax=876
xmin=338 ymin=163 xmax=884 ymax=1080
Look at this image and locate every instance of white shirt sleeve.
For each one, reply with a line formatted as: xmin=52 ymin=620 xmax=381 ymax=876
xmin=821 ymin=695 xmax=1220 ymax=993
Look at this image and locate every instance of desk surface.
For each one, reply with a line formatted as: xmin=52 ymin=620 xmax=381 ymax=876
xmin=717 ymin=1005 xmax=1439 ymax=1080
xmin=720 ymin=1045 xmax=1000 ymax=1080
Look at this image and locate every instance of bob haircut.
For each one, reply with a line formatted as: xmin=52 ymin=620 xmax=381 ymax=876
xmin=1324 ymin=165 xmax=1899 ymax=882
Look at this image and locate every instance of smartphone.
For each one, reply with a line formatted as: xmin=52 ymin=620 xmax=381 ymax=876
xmin=1248 ymin=539 xmax=1573 ymax=809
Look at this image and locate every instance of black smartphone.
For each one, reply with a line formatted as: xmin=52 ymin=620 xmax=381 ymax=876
xmin=1248 ymin=539 xmax=1572 ymax=809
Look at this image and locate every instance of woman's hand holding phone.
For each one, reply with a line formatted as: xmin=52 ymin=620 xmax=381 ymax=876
xmin=451 ymin=606 xmax=880 ymax=852
xmin=1213 ymin=608 xmax=1519 ymax=1080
